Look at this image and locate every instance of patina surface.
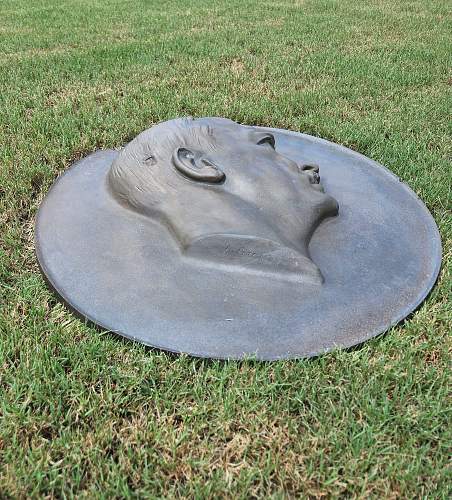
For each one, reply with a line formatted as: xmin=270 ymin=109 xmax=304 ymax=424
xmin=108 ymin=118 xmax=339 ymax=284
xmin=35 ymin=119 xmax=441 ymax=359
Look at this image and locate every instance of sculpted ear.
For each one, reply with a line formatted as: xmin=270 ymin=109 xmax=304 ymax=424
xmin=172 ymin=148 xmax=225 ymax=183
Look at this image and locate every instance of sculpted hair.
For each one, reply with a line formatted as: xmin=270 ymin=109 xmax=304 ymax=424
xmin=108 ymin=117 xmax=221 ymax=213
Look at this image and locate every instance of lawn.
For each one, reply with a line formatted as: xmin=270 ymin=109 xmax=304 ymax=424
xmin=0 ymin=0 xmax=451 ymax=497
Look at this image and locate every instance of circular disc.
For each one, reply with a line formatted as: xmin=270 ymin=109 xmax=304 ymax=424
xmin=35 ymin=128 xmax=441 ymax=360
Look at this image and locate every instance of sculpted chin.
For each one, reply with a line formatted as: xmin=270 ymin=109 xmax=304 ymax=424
xmin=107 ymin=117 xmax=339 ymax=284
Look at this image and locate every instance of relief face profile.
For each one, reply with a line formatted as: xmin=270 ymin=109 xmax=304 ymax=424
xmin=35 ymin=116 xmax=441 ymax=360
xmin=108 ymin=117 xmax=339 ymax=284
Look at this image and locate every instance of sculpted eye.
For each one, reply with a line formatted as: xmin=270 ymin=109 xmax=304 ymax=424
xmin=256 ymin=134 xmax=275 ymax=149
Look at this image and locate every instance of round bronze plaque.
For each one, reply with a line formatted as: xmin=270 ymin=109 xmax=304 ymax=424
xmin=35 ymin=119 xmax=441 ymax=359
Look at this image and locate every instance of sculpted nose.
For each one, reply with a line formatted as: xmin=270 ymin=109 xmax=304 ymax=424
xmin=299 ymin=163 xmax=321 ymax=184
xmin=299 ymin=164 xmax=319 ymax=173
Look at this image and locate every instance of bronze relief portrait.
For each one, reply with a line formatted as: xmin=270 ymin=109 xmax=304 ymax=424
xmin=108 ymin=117 xmax=339 ymax=284
xmin=35 ymin=117 xmax=441 ymax=359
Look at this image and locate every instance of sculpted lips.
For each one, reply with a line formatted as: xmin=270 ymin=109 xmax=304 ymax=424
xmin=309 ymin=171 xmax=321 ymax=184
xmin=309 ymin=179 xmax=324 ymax=192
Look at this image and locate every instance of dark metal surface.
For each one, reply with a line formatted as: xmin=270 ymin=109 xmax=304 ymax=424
xmin=35 ymin=124 xmax=442 ymax=360
xmin=107 ymin=118 xmax=339 ymax=285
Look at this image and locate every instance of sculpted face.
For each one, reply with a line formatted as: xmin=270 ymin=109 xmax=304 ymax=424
xmin=108 ymin=117 xmax=339 ymax=283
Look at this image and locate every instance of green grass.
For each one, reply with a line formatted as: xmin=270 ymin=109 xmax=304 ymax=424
xmin=0 ymin=0 xmax=451 ymax=497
